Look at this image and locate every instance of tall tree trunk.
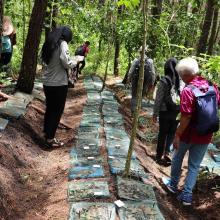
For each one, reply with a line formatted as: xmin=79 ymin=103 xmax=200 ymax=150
xmin=151 ymin=0 xmax=162 ymax=18
xmin=113 ymin=7 xmax=123 ymax=77
xmin=207 ymin=7 xmax=219 ymax=55
xmin=124 ymin=0 xmax=148 ymax=177
xmin=0 ymin=0 xmax=4 ymax=52
xmin=113 ymin=35 xmax=120 ymax=76
xmin=149 ymin=0 xmax=163 ymax=57
xmin=197 ymin=0 xmax=215 ymax=55
xmin=122 ymin=51 xmax=132 ymax=84
xmin=17 ymin=0 xmax=48 ymax=94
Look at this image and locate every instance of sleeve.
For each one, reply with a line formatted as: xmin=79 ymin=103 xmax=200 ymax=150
xmin=153 ymin=81 xmax=166 ymax=117
xmin=128 ymin=58 xmax=138 ymax=81
xmin=180 ymin=87 xmax=195 ymax=114
xmin=60 ymin=41 xmax=77 ymax=69
xmin=213 ymin=84 xmax=220 ymax=105
xmin=148 ymin=59 xmax=156 ymax=85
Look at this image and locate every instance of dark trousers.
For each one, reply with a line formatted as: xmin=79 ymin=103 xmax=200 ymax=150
xmin=0 ymin=52 xmax=12 ymax=66
xmin=43 ymin=85 xmax=68 ymax=139
xmin=156 ymin=111 xmax=179 ymax=159
xmin=77 ymin=60 xmax=85 ymax=73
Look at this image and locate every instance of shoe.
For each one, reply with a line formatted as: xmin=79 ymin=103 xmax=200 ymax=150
xmin=177 ymin=192 xmax=192 ymax=206
xmin=46 ymin=138 xmax=64 ymax=148
xmin=164 ymin=179 xmax=177 ymax=194
xmin=164 ymin=155 xmax=171 ymax=164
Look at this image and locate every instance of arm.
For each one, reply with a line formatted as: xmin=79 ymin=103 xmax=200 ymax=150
xmin=148 ymin=59 xmax=156 ymax=86
xmin=127 ymin=58 xmax=138 ymax=83
xmin=60 ymin=41 xmax=77 ymax=69
xmin=153 ymin=81 xmax=166 ymax=122
xmin=173 ymin=113 xmax=192 ymax=149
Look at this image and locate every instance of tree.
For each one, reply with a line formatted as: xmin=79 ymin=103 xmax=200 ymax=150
xmin=197 ymin=0 xmax=215 ymax=55
xmin=124 ymin=0 xmax=148 ymax=177
xmin=0 ymin=0 xmax=4 ymax=52
xmin=16 ymin=0 xmax=48 ymax=94
xmin=207 ymin=6 xmax=219 ymax=55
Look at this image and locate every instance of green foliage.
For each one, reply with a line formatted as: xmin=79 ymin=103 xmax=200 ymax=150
xmin=118 ymin=0 xmax=140 ymax=9
xmin=2 ymin=0 xmax=220 ymax=84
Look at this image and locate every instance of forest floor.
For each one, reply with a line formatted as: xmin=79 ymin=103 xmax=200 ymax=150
xmin=0 ymin=76 xmax=219 ymax=220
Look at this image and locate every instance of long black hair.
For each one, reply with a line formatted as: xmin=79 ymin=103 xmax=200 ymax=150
xmin=164 ymin=58 xmax=180 ymax=92
xmin=41 ymin=26 xmax=72 ymax=65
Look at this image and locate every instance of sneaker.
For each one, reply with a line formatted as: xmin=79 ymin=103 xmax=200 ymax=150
xmin=162 ymin=177 xmax=177 ymax=194
xmin=177 ymin=192 xmax=192 ymax=206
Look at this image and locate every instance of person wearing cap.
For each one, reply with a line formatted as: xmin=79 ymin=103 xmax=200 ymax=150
xmin=0 ymin=16 xmax=16 ymax=67
xmin=127 ymin=46 xmax=156 ymax=114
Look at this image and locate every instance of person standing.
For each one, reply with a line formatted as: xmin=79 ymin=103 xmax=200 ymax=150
xmin=153 ymin=58 xmax=180 ymax=165
xmin=166 ymin=57 xmax=220 ymax=205
xmin=0 ymin=16 xmax=16 ymax=67
xmin=75 ymin=41 xmax=90 ymax=76
xmin=41 ymin=26 xmax=76 ymax=147
xmin=127 ymin=46 xmax=156 ymax=114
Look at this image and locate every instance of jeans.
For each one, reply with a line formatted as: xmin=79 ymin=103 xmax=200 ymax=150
xmin=156 ymin=111 xmax=178 ymax=159
xmin=43 ymin=85 xmax=68 ymax=139
xmin=170 ymin=141 xmax=208 ymax=194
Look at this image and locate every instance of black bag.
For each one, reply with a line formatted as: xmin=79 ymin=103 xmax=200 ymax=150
xmin=75 ymin=45 xmax=85 ymax=56
xmin=132 ymin=58 xmax=154 ymax=85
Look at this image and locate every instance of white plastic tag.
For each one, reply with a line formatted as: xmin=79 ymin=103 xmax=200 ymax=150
xmin=114 ymin=200 xmax=125 ymax=208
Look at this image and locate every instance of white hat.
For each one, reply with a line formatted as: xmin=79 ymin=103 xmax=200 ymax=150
xmin=3 ymin=16 xmax=14 ymax=36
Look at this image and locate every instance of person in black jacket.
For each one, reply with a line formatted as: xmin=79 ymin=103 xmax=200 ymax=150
xmin=153 ymin=58 xmax=180 ymax=165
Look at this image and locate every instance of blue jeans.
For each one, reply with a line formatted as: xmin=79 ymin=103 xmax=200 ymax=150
xmin=170 ymin=141 xmax=208 ymax=194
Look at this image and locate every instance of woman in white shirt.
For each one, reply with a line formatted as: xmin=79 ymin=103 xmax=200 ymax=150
xmin=41 ymin=26 xmax=76 ymax=148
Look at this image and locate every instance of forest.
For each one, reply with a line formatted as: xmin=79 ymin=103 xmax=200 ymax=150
xmin=0 ymin=0 xmax=220 ymax=220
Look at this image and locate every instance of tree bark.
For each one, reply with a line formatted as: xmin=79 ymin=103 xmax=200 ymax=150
xmin=16 ymin=0 xmax=48 ymax=94
xmin=0 ymin=0 xmax=4 ymax=52
xmin=197 ymin=0 xmax=215 ymax=55
xmin=113 ymin=7 xmax=123 ymax=77
xmin=122 ymin=51 xmax=132 ymax=84
xmin=207 ymin=7 xmax=219 ymax=55
xmin=151 ymin=0 xmax=163 ymax=18
xmin=124 ymin=0 xmax=148 ymax=177
xmin=113 ymin=35 xmax=120 ymax=76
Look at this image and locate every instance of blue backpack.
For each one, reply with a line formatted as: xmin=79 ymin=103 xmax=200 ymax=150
xmin=189 ymin=82 xmax=219 ymax=135
xmin=1 ymin=35 xmax=12 ymax=53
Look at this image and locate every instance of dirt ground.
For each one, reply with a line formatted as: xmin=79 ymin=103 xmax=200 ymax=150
xmin=0 ymin=76 xmax=219 ymax=220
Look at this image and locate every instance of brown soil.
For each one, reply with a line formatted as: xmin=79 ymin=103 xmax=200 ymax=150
xmin=0 ymin=76 xmax=219 ymax=220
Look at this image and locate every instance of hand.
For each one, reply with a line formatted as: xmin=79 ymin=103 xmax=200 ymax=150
xmin=173 ymin=135 xmax=180 ymax=149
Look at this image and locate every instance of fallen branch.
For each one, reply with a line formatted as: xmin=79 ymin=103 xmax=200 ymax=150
xmin=29 ymin=104 xmax=72 ymax=129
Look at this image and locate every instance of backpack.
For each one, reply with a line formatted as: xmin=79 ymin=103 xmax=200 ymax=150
xmin=75 ymin=45 xmax=85 ymax=56
xmin=132 ymin=58 xmax=154 ymax=86
xmin=163 ymin=76 xmax=180 ymax=112
xmin=188 ymin=82 xmax=219 ymax=135
xmin=1 ymin=36 xmax=12 ymax=53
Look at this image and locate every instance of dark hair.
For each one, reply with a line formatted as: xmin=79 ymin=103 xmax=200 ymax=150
xmin=164 ymin=58 xmax=180 ymax=92
xmin=41 ymin=26 xmax=72 ymax=65
xmin=85 ymin=41 xmax=90 ymax=45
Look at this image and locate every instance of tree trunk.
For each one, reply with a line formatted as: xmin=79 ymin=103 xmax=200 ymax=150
xmin=151 ymin=0 xmax=163 ymax=18
xmin=0 ymin=0 xmax=4 ymax=52
xmin=197 ymin=0 xmax=215 ymax=55
xmin=122 ymin=51 xmax=132 ymax=84
xmin=16 ymin=0 xmax=48 ymax=94
xmin=113 ymin=7 xmax=123 ymax=77
xmin=148 ymin=0 xmax=163 ymax=57
xmin=124 ymin=0 xmax=148 ymax=177
xmin=113 ymin=35 xmax=120 ymax=76
xmin=207 ymin=7 xmax=219 ymax=55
